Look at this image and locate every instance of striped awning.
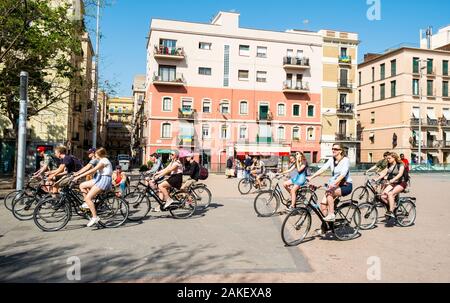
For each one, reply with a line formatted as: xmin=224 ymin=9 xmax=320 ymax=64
xmin=236 ymin=145 xmax=291 ymax=156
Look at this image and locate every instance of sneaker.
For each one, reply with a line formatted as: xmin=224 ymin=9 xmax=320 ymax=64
xmin=151 ymin=205 xmax=161 ymax=212
xmin=385 ymin=211 xmax=395 ymax=219
xmin=86 ymin=217 xmax=100 ymax=227
xmin=286 ymin=206 xmax=295 ymax=213
xmin=81 ymin=203 xmax=89 ymax=210
xmin=315 ymin=228 xmax=326 ymax=236
xmin=324 ymin=214 xmax=336 ymax=222
xmin=163 ymin=199 xmax=175 ymax=209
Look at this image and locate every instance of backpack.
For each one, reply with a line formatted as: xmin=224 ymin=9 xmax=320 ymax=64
xmin=70 ymin=155 xmax=83 ymax=172
xmin=401 ymin=164 xmax=410 ymax=183
xmin=198 ymin=166 xmax=209 ymax=180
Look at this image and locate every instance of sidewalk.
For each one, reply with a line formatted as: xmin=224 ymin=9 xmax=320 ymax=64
xmin=0 ymin=176 xmax=14 ymax=198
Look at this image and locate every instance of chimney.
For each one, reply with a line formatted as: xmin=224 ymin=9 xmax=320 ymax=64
xmin=426 ymin=26 xmax=433 ymax=49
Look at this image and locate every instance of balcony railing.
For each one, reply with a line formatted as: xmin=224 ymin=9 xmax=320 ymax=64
xmin=282 ymin=81 xmax=310 ymax=93
xmin=338 ymin=55 xmax=352 ymax=65
xmin=337 ymin=104 xmax=354 ymax=115
xmin=256 ymin=136 xmax=273 ymax=144
xmin=410 ymin=118 xmax=439 ymax=127
xmin=283 ymin=57 xmax=310 ymax=69
xmin=335 ymin=133 xmax=358 ymax=142
xmin=154 ymin=45 xmax=185 ymax=59
xmin=178 ymin=108 xmax=196 ymax=120
xmin=257 ymin=112 xmax=274 ymax=122
xmin=439 ymin=118 xmax=450 ymax=127
xmin=153 ymin=73 xmax=185 ymax=86
xmin=337 ymin=79 xmax=353 ymax=90
xmin=426 ymin=118 xmax=439 ymax=126
xmin=178 ymin=136 xmax=195 ymax=147
xmin=411 ymin=140 xmax=441 ymax=149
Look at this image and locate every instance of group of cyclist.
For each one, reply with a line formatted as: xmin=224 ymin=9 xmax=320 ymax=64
xmin=32 ymin=147 xmax=201 ymax=227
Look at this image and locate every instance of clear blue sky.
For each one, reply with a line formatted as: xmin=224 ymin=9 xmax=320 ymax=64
xmin=90 ymin=0 xmax=450 ymax=97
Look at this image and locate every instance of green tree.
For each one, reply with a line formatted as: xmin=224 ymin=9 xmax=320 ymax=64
xmin=0 ymin=0 xmax=83 ymax=134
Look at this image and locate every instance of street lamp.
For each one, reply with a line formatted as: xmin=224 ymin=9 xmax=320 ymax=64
xmin=418 ymin=59 xmax=428 ymax=166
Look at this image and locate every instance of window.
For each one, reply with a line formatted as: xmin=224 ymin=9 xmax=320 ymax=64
xmin=427 ymin=80 xmax=434 ymax=96
xmin=339 ymin=120 xmax=347 ymax=136
xmin=307 ymin=105 xmax=315 ymax=117
xmin=368 ymin=153 xmax=373 ymax=163
xmin=199 ymin=42 xmax=212 ymax=50
xmin=380 ymin=63 xmax=385 ymax=80
xmin=238 ymin=70 xmax=249 ymax=81
xmin=256 ymin=71 xmax=267 ymax=82
xmin=257 ymin=46 xmax=267 ymax=58
xmin=221 ymin=125 xmax=229 ymax=139
xmin=239 ymin=126 xmax=247 ymax=140
xmin=202 ymin=125 xmax=210 ymax=139
xmin=413 ymin=79 xmax=419 ymax=95
xmin=371 ymin=86 xmax=375 ymax=101
xmin=286 ymin=49 xmax=293 ymax=58
xmin=391 ymin=81 xmax=396 ymax=98
xmin=339 ymin=94 xmax=347 ymax=107
xmin=199 ymin=67 xmax=212 ymax=75
xmin=239 ymin=45 xmax=250 ymax=56
xmin=369 ymin=133 xmax=375 ymax=144
xmin=292 ymin=127 xmax=300 ymax=141
xmin=444 ymin=60 xmax=449 ymax=76
xmin=340 ymin=47 xmax=348 ymax=57
xmin=293 ymin=104 xmax=300 ymax=117
xmin=391 ymin=60 xmax=397 ymax=77
xmin=224 ymin=45 xmax=230 ymax=87
xmin=202 ymin=99 xmax=211 ymax=113
xmin=380 ymin=84 xmax=385 ymax=100
xmin=278 ymin=104 xmax=286 ymax=116
xmin=371 ymin=67 xmax=375 ymax=82
xmin=162 ymin=97 xmax=172 ymax=112
xmin=371 ymin=112 xmax=375 ymax=124
xmin=181 ymin=98 xmax=193 ymax=111
xmin=158 ymin=65 xmax=176 ymax=82
xmin=413 ymin=57 xmax=419 ymax=74
xmin=358 ymin=72 xmax=362 ymax=86
xmin=239 ymin=101 xmax=248 ymax=115
xmin=161 ymin=123 xmax=171 ymax=138
xmin=220 ymin=101 xmax=230 ymax=114
xmin=443 ymin=81 xmax=449 ymax=97
xmin=277 ymin=127 xmax=285 ymax=141
xmin=307 ymin=128 xmax=315 ymax=141
xmin=427 ymin=59 xmax=434 ymax=74
xmin=358 ymin=90 xmax=362 ymax=105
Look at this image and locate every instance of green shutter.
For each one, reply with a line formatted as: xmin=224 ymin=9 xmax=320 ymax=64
xmin=413 ymin=58 xmax=419 ymax=73
xmin=444 ymin=61 xmax=449 ymax=76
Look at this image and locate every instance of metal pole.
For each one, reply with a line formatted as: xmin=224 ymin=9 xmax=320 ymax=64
xmin=16 ymin=72 xmax=28 ymax=190
xmin=92 ymin=0 xmax=100 ymax=148
xmin=418 ymin=60 xmax=423 ymax=166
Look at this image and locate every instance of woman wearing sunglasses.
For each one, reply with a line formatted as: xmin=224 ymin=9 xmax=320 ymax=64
xmin=307 ymin=143 xmax=353 ymax=223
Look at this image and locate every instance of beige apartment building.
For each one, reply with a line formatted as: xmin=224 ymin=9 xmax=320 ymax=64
xmin=357 ymin=41 xmax=450 ymax=165
xmin=319 ymin=30 xmax=359 ymax=164
xmin=131 ymin=75 xmax=146 ymax=164
xmin=106 ymin=97 xmax=134 ymax=158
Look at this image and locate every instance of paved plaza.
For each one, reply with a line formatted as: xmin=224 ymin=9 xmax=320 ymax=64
xmin=0 ymin=174 xmax=449 ymax=283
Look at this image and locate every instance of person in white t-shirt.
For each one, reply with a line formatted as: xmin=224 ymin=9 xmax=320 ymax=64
xmin=74 ymin=148 xmax=113 ymax=227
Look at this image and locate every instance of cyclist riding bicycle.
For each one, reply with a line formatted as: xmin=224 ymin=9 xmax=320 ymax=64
xmin=279 ymin=152 xmax=308 ymax=213
xmin=374 ymin=152 xmax=408 ymax=220
xmin=73 ymin=148 xmax=113 ymax=227
xmin=366 ymin=151 xmax=390 ymax=175
xmin=250 ymin=158 xmax=266 ymax=189
xmin=144 ymin=153 xmax=164 ymax=189
xmin=181 ymin=154 xmax=199 ymax=191
xmin=152 ymin=150 xmax=184 ymax=210
xmin=307 ymin=143 xmax=353 ymax=223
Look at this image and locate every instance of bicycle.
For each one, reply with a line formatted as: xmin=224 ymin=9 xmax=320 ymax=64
xmin=123 ymin=178 xmax=197 ymax=221
xmin=355 ymin=178 xmax=416 ymax=229
xmin=281 ymin=184 xmax=361 ymax=246
xmin=3 ymin=175 xmax=45 ymax=212
xmin=33 ymin=175 xmax=129 ymax=232
xmin=11 ymin=176 xmax=52 ymax=221
xmin=238 ymin=171 xmax=272 ymax=195
xmin=180 ymin=182 xmax=212 ymax=210
xmin=253 ymin=174 xmax=314 ymax=217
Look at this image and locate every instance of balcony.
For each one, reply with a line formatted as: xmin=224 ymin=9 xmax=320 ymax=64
xmin=282 ymin=81 xmax=310 ymax=94
xmin=410 ymin=118 xmax=439 ymax=128
xmin=337 ymin=79 xmax=353 ymax=91
xmin=283 ymin=57 xmax=310 ymax=70
xmin=178 ymin=108 xmax=197 ymax=120
xmin=411 ymin=140 xmax=441 ymax=149
xmin=256 ymin=112 xmax=274 ymax=123
xmin=153 ymin=73 xmax=185 ymax=86
xmin=336 ymin=104 xmax=354 ymax=116
xmin=178 ymin=136 xmax=195 ymax=147
xmin=335 ymin=133 xmax=359 ymax=142
xmin=71 ymin=132 xmax=80 ymax=142
xmin=439 ymin=118 xmax=450 ymax=128
xmin=426 ymin=67 xmax=436 ymax=77
xmin=154 ymin=45 xmax=185 ymax=60
xmin=256 ymin=136 xmax=273 ymax=144
xmin=338 ymin=55 xmax=352 ymax=65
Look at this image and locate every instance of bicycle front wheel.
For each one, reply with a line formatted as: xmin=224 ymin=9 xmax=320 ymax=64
xmin=3 ymin=190 xmax=23 ymax=212
xmin=170 ymin=192 xmax=197 ymax=219
xmin=333 ymin=202 xmax=361 ymax=241
xmin=358 ymin=203 xmax=378 ymax=230
xmin=33 ymin=198 xmax=71 ymax=232
xmin=259 ymin=176 xmax=272 ymax=191
xmin=12 ymin=195 xmax=37 ymax=221
xmin=253 ymin=190 xmax=280 ymax=217
xmin=238 ymin=178 xmax=252 ymax=195
xmin=395 ymin=200 xmax=416 ymax=227
xmin=123 ymin=191 xmax=151 ymax=222
xmin=281 ymin=207 xmax=312 ymax=246
xmin=191 ymin=185 xmax=212 ymax=209
xmin=97 ymin=196 xmax=129 ymax=228
xmin=351 ymin=186 xmax=370 ymax=204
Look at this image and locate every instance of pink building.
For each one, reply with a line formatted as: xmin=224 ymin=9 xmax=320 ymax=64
xmin=144 ymin=12 xmax=323 ymax=170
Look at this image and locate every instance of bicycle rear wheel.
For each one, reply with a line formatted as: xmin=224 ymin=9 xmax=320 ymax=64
xmin=170 ymin=192 xmax=197 ymax=219
xmin=238 ymin=178 xmax=252 ymax=195
xmin=191 ymin=185 xmax=212 ymax=209
xmin=395 ymin=200 xmax=416 ymax=227
xmin=97 ymin=196 xmax=129 ymax=228
xmin=358 ymin=202 xmax=378 ymax=230
xmin=351 ymin=186 xmax=371 ymax=204
xmin=259 ymin=176 xmax=272 ymax=191
xmin=333 ymin=202 xmax=361 ymax=241
xmin=123 ymin=191 xmax=151 ymax=222
xmin=254 ymin=190 xmax=279 ymax=217
xmin=3 ymin=190 xmax=23 ymax=212
xmin=33 ymin=197 xmax=71 ymax=232
xmin=12 ymin=194 xmax=37 ymax=221
xmin=281 ymin=207 xmax=312 ymax=246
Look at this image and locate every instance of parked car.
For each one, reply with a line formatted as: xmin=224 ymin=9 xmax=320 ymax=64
xmin=117 ymin=154 xmax=131 ymax=171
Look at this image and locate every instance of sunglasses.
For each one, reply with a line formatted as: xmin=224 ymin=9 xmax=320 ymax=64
xmin=332 ymin=148 xmax=342 ymax=151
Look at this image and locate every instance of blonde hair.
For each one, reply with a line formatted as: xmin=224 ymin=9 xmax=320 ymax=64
xmin=95 ymin=147 xmax=108 ymax=158
xmin=55 ymin=146 xmax=67 ymax=154
xmin=387 ymin=152 xmax=402 ymax=164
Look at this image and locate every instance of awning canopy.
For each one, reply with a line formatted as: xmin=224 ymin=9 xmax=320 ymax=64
xmin=412 ymin=108 xmax=420 ymax=118
xmin=428 ymin=152 xmax=439 ymax=157
xmin=427 ymin=131 xmax=439 ymax=137
xmin=236 ymin=145 xmax=291 ymax=156
xmin=427 ymin=109 xmax=437 ymax=120
xmin=443 ymin=110 xmax=450 ymax=120
xmin=369 ymin=132 xmax=375 ymax=138
xmin=156 ymin=149 xmax=176 ymax=154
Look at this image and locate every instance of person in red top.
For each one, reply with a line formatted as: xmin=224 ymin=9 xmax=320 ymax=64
xmin=400 ymin=154 xmax=410 ymax=172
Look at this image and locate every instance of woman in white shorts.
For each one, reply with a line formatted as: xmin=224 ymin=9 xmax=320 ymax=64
xmin=74 ymin=148 xmax=113 ymax=227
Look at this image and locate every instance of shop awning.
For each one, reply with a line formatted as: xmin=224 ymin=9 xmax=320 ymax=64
xmin=428 ymin=152 xmax=439 ymax=157
xmin=236 ymin=145 xmax=291 ymax=156
xmin=156 ymin=149 xmax=176 ymax=154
